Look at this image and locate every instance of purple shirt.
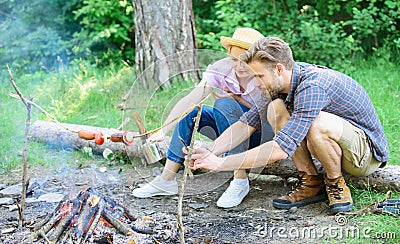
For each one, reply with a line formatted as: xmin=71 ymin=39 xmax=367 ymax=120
xmin=203 ymin=58 xmax=261 ymax=105
xmin=240 ymin=62 xmax=389 ymax=162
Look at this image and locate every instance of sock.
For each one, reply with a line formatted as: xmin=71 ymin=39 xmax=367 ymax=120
xmin=325 ymin=175 xmax=342 ymax=184
xmin=232 ymin=178 xmax=249 ymax=186
xmin=159 ymin=176 xmax=175 ymax=183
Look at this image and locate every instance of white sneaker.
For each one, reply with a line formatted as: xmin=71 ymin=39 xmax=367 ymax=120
xmin=132 ymin=176 xmax=178 ymax=198
xmin=217 ymin=180 xmax=250 ymax=208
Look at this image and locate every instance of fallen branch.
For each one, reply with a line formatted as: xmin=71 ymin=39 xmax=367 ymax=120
xmin=177 ymin=104 xmax=203 ymax=244
xmin=7 ymin=65 xmax=31 ymax=229
xmin=30 ymin=120 xmax=400 ymax=192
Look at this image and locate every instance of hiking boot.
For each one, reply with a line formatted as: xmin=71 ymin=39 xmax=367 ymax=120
xmin=273 ymin=172 xmax=327 ymax=209
xmin=325 ymin=176 xmax=353 ymax=214
xmin=132 ymin=176 xmax=178 ymax=198
xmin=217 ymin=180 xmax=250 ymax=208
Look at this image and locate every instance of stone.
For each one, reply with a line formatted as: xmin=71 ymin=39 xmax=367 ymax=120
xmin=0 ymin=184 xmax=21 ymax=198
xmin=188 ymin=203 xmax=208 ymax=210
xmin=0 ymin=198 xmax=13 ymax=206
xmin=37 ymin=193 xmax=65 ymax=203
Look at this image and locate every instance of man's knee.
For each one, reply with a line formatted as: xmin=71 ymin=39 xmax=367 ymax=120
xmin=267 ymin=99 xmax=289 ymax=132
xmin=307 ymin=112 xmax=343 ymax=142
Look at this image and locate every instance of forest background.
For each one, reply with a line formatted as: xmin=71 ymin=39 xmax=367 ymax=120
xmin=0 ymin=0 xmax=399 ymax=178
xmin=0 ymin=0 xmax=399 ymax=240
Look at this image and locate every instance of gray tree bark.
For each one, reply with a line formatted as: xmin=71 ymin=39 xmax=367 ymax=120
xmin=30 ymin=120 xmax=400 ymax=192
xmin=133 ymin=0 xmax=199 ymax=89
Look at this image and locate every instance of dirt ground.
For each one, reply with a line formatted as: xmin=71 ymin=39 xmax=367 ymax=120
xmin=0 ymin=157 xmax=352 ymax=244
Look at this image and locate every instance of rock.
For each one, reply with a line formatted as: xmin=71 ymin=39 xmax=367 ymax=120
xmin=152 ymin=167 xmax=162 ymax=177
xmin=99 ymin=166 xmax=107 ymax=173
xmin=27 ymin=178 xmax=48 ymax=192
xmin=1 ymin=227 xmax=15 ymax=234
xmin=8 ymin=205 xmax=18 ymax=211
xmin=271 ymin=216 xmax=284 ymax=221
xmin=0 ymin=198 xmax=13 ymax=206
xmin=0 ymin=184 xmax=22 ymax=198
xmin=25 ymin=198 xmax=41 ymax=203
xmin=254 ymin=224 xmax=262 ymax=230
xmin=305 ymin=220 xmax=316 ymax=226
xmin=144 ymin=210 xmax=155 ymax=215
xmin=251 ymin=174 xmax=284 ymax=183
xmin=37 ymin=193 xmax=65 ymax=203
xmin=288 ymin=215 xmax=301 ymax=220
xmin=0 ymin=184 xmax=6 ymax=190
xmin=188 ymin=203 xmax=208 ymax=210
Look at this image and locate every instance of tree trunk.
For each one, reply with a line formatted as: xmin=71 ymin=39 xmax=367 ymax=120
xmin=133 ymin=0 xmax=199 ymax=89
xmin=30 ymin=120 xmax=400 ymax=192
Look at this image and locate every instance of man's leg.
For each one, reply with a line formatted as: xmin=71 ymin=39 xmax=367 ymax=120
xmin=267 ymin=99 xmax=318 ymax=174
xmin=305 ymin=112 xmax=352 ymax=213
xmin=268 ymin=99 xmax=327 ymax=209
xmin=306 ymin=111 xmax=380 ymax=213
xmin=132 ymin=106 xmax=217 ymax=198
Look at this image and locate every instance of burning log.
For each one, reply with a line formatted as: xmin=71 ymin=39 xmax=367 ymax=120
xmin=28 ymin=188 xmax=151 ymax=243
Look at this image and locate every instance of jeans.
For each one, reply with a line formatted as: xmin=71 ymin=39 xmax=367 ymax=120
xmin=166 ymin=97 xmax=275 ymax=164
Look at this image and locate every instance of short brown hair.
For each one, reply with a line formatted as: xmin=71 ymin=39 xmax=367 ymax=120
xmin=241 ymin=36 xmax=295 ymax=69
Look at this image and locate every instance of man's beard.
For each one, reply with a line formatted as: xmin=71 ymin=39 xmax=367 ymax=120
xmin=267 ymin=73 xmax=284 ymax=100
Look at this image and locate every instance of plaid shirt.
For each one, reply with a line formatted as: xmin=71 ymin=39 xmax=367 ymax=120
xmin=240 ymin=62 xmax=389 ymax=162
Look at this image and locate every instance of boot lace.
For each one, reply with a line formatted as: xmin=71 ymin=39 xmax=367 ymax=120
xmin=287 ymin=175 xmax=306 ymax=196
xmin=326 ymin=183 xmax=344 ymax=200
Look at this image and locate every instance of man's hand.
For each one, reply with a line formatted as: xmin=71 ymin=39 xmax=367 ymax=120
xmin=183 ymin=147 xmax=224 ymax=171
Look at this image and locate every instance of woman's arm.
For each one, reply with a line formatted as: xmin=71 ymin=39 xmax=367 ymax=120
xmin=147 ymin=79 xmax=213 ymax=141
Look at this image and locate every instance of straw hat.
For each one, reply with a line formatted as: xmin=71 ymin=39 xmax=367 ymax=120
xmin=220 ymin=28 xmax=264 ymax=50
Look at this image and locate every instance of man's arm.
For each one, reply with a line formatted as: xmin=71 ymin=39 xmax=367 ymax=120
xmin=208 ymin=121 xmax=256 ymax=156
xmin=191 ymin=140 xmax=288 ymax=171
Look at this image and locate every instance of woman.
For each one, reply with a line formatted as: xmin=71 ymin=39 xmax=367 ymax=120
xmin=132 ymin=28 xmax=274 ymax=208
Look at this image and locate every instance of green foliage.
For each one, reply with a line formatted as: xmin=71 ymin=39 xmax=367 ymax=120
xmin=194 ymin=0 xmax=358 ymax=70
xmin=72 ymin=0 xmax=134 ymax=65
xmin=1 ymin=0 xmax=399 ymax=75
xmin=194 ymin=0 xmax=399 ymax=69
xmin=0 ymin=0 xmax=81 ymax=74
xmin=343 ymin=0 xmax=400 ymax=61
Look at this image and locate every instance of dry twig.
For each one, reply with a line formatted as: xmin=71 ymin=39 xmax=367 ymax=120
xmin=7 ymin=65 xmax=32 ymax=229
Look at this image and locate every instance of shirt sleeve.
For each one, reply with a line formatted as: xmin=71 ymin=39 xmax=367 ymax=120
xmin=202 ymin=63 xmax=224 ymax=89
xmin=239 ymin=95 xmax=270 ymax=130
xmin=274 ymin=84 xmax=330 ymax=157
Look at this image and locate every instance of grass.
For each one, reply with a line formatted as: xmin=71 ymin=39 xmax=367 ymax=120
xmin=0 ymin=56 xmax=398 ymax=241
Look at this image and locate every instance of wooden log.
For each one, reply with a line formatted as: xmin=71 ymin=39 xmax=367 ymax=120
xmin=30 ymin=120 xmax=143 ymax=157
xmin=30 ymin=120 xmax=400 ymax=192
xmin=101 ymin=211 xmax=133 ymax=236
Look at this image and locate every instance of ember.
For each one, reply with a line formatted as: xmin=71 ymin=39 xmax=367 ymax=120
xmin=28 ymin=188 xmax=151 ymax=243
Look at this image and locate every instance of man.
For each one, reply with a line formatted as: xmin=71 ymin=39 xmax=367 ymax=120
xmin=189 ymin=36 xmax=389 ymax=214
xmin=132 ymin=28 xmax=274 ymax=208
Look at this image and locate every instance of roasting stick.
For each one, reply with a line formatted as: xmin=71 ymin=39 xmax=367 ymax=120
xmin=9 ymin=92 xmax=211 ymax=146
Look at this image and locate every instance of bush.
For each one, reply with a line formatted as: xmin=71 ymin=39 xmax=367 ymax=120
xmin=72 ymin=0 xmax=135 ymax=65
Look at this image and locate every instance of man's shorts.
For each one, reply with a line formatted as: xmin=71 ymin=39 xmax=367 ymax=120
xmin=337 ymin=119 xmax=382 ymax=177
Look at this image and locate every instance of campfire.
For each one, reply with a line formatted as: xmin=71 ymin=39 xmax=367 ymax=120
xmin=28 ymin=187 xmax=152 ymax=243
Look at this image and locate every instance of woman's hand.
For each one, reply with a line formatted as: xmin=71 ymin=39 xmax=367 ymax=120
xmin=146 ymin=130 xmax=165 ymax=143
xmin=213 ymin=88 xmax=252 ymax=108
xmin=212 ymin=87 xmax=241 ymax=101
xmin=183 ymin=147 xmax=224 ymax=171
